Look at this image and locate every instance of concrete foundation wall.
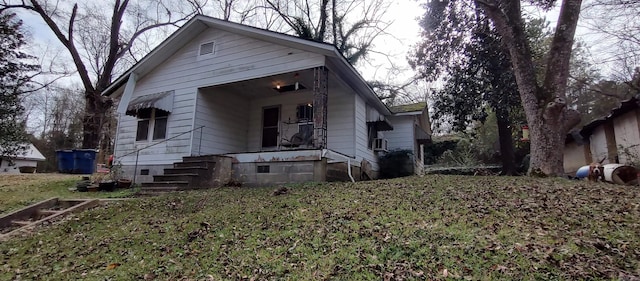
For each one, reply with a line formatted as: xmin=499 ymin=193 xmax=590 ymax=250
xmin=211 ymin=156 xmax=233 ymax=187
xmin=232 ymin=159 xmax=326 ymax=186
xmin=122 ymin=164 xmax=173 ymax=184
xmin=326 ymin=162 xmax=361 ymax=182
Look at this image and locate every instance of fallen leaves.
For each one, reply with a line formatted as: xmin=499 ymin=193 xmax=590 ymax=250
xmin=1 ymin=175 xmax=639 ymax=280
xmin=106 ymin=263 xmax=120 ymax=270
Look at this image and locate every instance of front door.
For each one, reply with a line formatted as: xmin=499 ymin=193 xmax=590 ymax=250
xmin=262 ymin=106 xmax=280 ymax=148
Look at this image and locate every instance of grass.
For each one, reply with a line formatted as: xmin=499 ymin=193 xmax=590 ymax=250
xmin=0 ymin=174 xmax=137 ymax=215
xmin=1 ymin=175 xmax=639 ymax=280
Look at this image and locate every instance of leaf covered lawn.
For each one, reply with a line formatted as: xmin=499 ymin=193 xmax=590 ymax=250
xmin=0 ymin=174 xmax=135 ymax=215
xmin=1 ymin=175 xmax=639 ymax=280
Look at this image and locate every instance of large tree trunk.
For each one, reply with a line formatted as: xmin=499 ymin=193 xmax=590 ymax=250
xmin=527 ymin=103 xmax=571 ymax=176
xmin=495 ymin=109 xmax=516 ymax=175
xmin=477 ymin=0 xmax=582 ymax=176
xmin=81 ymin=91 xmax=110 ymax=149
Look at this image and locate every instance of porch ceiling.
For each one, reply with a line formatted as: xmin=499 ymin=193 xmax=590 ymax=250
xmin=200 ymin=69 xmax=346 ymax=98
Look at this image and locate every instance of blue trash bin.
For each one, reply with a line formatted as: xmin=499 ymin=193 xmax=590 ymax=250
xmin=72 ymin=149 xmax=97 ymax=174
xmin=56 ymin=150 xmax=74 ymax=173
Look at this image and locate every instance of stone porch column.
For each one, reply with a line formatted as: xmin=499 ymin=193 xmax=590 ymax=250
xmin=313 ymin=66 xmax=328 ymax=149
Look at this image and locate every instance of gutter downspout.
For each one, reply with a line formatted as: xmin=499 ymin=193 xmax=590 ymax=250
xmin=323 ymin=149 xmax=355 ymax=183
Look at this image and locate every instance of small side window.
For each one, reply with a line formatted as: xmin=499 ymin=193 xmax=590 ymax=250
xmin=257 ymin=165 xmax=270 ymax=173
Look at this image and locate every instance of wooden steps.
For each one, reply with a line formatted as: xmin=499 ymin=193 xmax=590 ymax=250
xmin=0 ymin=198 xmax=100 ymax=240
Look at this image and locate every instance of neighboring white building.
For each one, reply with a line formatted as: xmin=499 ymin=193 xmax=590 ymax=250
xmin=564 ymin=96 xmax=640 ymax=175
xmin=0 ymin=144 xmax=46 ymax=174
xmin=386 ymin=102 xmax=432 ymax=174
xmin=103 ymin=15 xmax=430 ymax=188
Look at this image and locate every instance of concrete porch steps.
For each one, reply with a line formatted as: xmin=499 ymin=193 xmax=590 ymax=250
xmin=174 ymin=161 xmax=215 ymax=169
xmin=138 ymin=155 xmax=232 ymax=193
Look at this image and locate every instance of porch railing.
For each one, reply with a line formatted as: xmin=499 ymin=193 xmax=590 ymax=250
xmin=119 ymin=125 xmax=204 ymax=184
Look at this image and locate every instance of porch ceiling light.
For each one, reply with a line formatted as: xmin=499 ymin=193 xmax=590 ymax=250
xmin=273 ymin=83 xmax=306 ymax=93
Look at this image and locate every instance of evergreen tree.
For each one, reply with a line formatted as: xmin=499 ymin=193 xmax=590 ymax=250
xmin=0 ymin=12 xmax=38 ymax=159
xmin=410 ymin=3 xmax=549 ymax=175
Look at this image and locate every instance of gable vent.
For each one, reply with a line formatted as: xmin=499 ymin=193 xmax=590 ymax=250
xmin=199 ymin=41 xmax=215 ymax=56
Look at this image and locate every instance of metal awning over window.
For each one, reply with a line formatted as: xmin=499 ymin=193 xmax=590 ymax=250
xmin=125 ymin=90 xmax=174 ymax=117
xmin=366 ymin=104 xmax=393 ymax=131
xmin=366 ymin=118 xmax=393 ymax=131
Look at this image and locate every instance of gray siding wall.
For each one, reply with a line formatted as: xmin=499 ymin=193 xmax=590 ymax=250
xmin=327 ymin=84 xmax=356 ymax=157
xmin=355 ymin=95 xmax=380 ymax=171
xmin=386 ymin=115 xmax=415 ymax=152
xmin=193 ymin=89 xmax=249 ymax=155
xmin=115 ymin=89 xmax=196 ymax=166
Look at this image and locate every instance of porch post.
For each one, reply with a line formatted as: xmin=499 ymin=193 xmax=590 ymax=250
xmin=313 ymin=66 xmax=328 ymax=149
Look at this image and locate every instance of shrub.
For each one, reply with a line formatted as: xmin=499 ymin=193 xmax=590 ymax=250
xmin=379 ymin=149 xmax=414 ymax=179
xmin=423 ymin=139 xmax=459 ymax=165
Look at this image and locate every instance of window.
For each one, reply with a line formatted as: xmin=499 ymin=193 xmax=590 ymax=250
xmin=136 ymin=119 xmax=150 ymax=141
xmin=367 ymin=123 xmax=378 ymax=150
xmin=296 ymin=104 xmax=313 ymax=122
xmin=257 ymin=165 xmax=270 ymax=173
xmin=153 ymin=115 xmax=168 ymax=140
xmin=199 ymin=41 xmax=215 ymax=56
xmin=136 ymin=108 xmax=169 ymax=142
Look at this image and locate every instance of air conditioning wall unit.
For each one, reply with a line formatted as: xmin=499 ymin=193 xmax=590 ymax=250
xmin=373 ymin=138 xmax=388 ymax=152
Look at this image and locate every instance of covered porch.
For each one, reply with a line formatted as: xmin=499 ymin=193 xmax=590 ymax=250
xmin=191 ymin=67 xmax=335 ymax=156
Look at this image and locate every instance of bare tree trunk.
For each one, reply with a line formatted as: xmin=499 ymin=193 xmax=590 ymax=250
xmin=82 ymin=90 xmax=109 ymax=149
xmin=477 ymin=0 xmax=582 ymax=176
xmin=495 ymin=109 xmax=515 ymax=175
xmin=2 ymin=0 xmax=202 ymax=151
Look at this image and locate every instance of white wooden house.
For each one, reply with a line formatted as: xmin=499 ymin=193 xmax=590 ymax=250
xmin=103 ymin=15 xmax=430 ymax=188
xmin=386 ymin=102 xmax=432 ymax=174
xmin=0 ymin=144 xmax=46 ymax=174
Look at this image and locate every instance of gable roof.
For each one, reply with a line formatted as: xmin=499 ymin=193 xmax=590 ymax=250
xmin=1 ymin=143 xmax=46 ymax=161
xmin=567 ymin=95 xmax=640 ymax=143
xmin=103 ymin=15 xmax=391 ymax=115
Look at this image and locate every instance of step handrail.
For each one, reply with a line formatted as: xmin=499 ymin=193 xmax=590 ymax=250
xmin=120 ymin=125 xmax=205 ymax=158
xmin=118 ymin=125 xmax=204 ymax=184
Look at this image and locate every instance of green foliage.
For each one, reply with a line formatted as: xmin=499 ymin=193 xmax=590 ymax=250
xmin=1 ymin=176 xmax=639 ymax=279
xmin=436 ymin=138 xmax=480 ymax=166
xmin=423 ymin=139 xmax=458 ymax=165
xmin=378 ymin=149 xmax=414 ymax=179
xmin=471 ymin=112 xmax=500 ymax=162
xmin=0 ymin=12 xmax=38 ymax=159
xmin=409 ymin=3 xmax=548 ymax=132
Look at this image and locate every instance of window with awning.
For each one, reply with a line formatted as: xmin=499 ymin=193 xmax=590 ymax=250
xmin=128 ymin=91 xmax=174 ymax=142
xmin=126 ymin=90 xmax=174 ymax=117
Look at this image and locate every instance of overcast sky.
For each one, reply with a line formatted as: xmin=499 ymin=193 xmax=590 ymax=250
xmin=16 ymin=1 xmax=615 ymax=96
